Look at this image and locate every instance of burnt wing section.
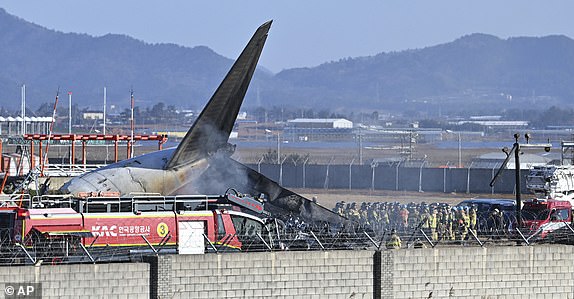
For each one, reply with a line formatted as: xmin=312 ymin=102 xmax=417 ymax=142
xmin=194 ymin=156 xmax=346 ymax=225
xmin=165 ymin=21 xmax=271 ymax=170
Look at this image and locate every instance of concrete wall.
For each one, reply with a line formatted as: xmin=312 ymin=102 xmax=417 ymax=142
xmin=1 ymin=245 xmax=574 ymax=298
xmin=389 ymin=245 xmax=574 ymax=299
xmin=0 ymin=263 xmax=149 ymax=299
xmin=147 ymin=245 xmax=574 ymax=299
xmin=150 ymin=250 xmax=375 ymax=299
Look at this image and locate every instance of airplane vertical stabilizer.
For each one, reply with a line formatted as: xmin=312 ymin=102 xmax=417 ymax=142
xmin=165 ymin=21 xmax=272 ymax=169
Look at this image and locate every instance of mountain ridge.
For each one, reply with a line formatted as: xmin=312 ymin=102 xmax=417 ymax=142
xmin=1 ymin=8 xmax=573 ymax=115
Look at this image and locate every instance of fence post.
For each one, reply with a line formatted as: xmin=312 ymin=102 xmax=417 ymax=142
xmin=257 ymin=156 xmax=263 ymax=173
xmin=349 ymin=158 xmax=355 ymax=190
xmin=443 ymin=162 xmax=450 ymax=193
xmin=466 ymin=162 xmax=474 ymax=194
xmin=323 ymin=156 xmax=334 ymax=190
xmin=302 ymin=158 xmax=308 ymax=188
xmin=491 ymin=165 xmax=496 ymax=194
xmin=418 ymin=161 xmax=427 ymax=192
xmin=279 ymin=157 xmax=287 ymax=185
xmin=395 ymin=161 xmax=402 ymax=191
xmin=371 ymin=162 xmax=378 ymax=191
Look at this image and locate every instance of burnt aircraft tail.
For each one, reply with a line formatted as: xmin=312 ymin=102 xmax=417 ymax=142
xmin=165 ymin=21 xmax=272 ymax=170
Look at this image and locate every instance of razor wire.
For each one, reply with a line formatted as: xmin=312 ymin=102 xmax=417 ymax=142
xmin=1 ymin=218 xmax=574 ymax=266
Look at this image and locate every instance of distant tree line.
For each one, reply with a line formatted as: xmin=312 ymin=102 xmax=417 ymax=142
xmin=3 ymin=102 xmax=574 ymax=133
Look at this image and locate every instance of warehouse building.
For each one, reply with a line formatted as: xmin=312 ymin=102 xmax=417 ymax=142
xmin=284 ymin=118 xmax=354 ymax=141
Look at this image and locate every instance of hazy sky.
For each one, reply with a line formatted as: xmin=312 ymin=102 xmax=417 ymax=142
xmin=0 ymin=1 xmax=572 ymax=72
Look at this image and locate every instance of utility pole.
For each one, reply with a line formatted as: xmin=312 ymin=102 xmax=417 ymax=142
xmin=458 ymin=132 xmax=462 ymax=167
xmin=513 ymin=134 xmax=522 ymax=227
xmin=68 ymin=91 xmax=72 ymax=134
xmin=130 ymin=89 xmax=135 ymax=159
xmin=358 ymin=133 xmax=363 ymax=165
xmin=103 ymin=87 xmax=107 ymax=135
xmin=490 ymin=133 xmax=552 ymax=228
xmin=277 ymin=132 xmax=280 ymax=164
xmin=21 ymin=84 xmax=25 ymax=135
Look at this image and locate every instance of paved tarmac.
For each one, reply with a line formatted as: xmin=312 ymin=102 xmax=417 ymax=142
xmin=295 ymin=188 xmax=516 ymax=209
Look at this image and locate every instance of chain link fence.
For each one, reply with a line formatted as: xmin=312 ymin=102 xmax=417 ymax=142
xmin=248 ymin=162 xmax=527 ymax=194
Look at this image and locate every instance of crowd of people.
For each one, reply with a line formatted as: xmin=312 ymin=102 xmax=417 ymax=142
xmin=333 ymin=201 xmax=509 ymax=247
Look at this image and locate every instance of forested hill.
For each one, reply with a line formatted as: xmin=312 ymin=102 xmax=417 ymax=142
xmin=273 ymin=33 xmax=574 ymax=113
xmin=0 ymin=8 xmax=268 ymax=110
xmin=1 ymin=8 xmax=574 ymax=114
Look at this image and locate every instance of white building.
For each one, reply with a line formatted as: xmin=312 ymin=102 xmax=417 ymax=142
xmin=0 ymin=116 xmax=54 ymax=135
xmin=284 ymin=118 xmax=354 ymax=141
xmin=287 ymin=118 xmax=353 ymax=129
xmin=82 ymin=111 xmax=104 ymax=120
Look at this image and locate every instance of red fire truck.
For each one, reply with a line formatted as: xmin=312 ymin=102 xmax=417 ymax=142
xmin=522 ymin=198 xmax=572 ymax=239
xmin=0 ymin=191 xmax=276 ymax=263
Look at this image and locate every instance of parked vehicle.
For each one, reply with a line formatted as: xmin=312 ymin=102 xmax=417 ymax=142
xmin=522 ymin=198 xmax=572 ymax=240
xmin=456 ymin=198 xmax=516 ymax=235
xmin=0 ymin=192 xmax=276 ymax=263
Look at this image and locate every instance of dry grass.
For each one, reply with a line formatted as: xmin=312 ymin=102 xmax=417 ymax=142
xmin=10 ymin=139 xmax=498 ymax=167
xmin=233 ymin=143 xmax=497 ymax=166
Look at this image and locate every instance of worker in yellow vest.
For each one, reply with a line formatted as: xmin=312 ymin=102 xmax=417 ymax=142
xmin=430 ymin=208 xmax=438 ymax=241
xmin=460 ymin=209 xmax=470 ymax=241
xmin=386 ymin=229 xmax=402 ymax=249
xmin=469 ymin=206 xmax=477 ymax=236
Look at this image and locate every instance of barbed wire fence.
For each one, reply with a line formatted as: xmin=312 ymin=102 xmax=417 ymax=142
xmin=247 ymin=161 xmax=529 ymax=195
xmin=1 ymin=208 xmax=573 ymax=267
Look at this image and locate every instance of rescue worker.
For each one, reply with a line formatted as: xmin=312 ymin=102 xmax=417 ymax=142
xmin=399 ymin=205 xmax=409 ymax=232
xmin=420 ymin=208 xmax=431 ymax=231
xmin=334 ymin=201 xmax=345 ymax=217
xmin=450 ymin=208 xmax=458 ymax=240
xmin=469 ymin=206 xmax=477 ymax=236
xmin=360 ymin=204 xmax=369 ymax=227
xmin=409 ymin=205 xmax=420 ymax=229
xmin=430 ymin=208 xmax=438 ymax=241
xmin=367 ymin=205 xmax=379 ymax=231
xmin=413 ymin=237 xmax=427 ymax=248
xmin=444 ymin=206 xmax=454 ymax=241
xmin=386 ymin=229 xmax=402 ymax=249
xmin=488 ymin=208 xmax=503 ymax=234
xmin=348 ymin=203 xmax=360 ymax=223
xmin=459 ymin=209 xmax=470 ymax=241
xmin=381 ymin=208 xmax=390 ymax=229
xmin=436 ymin=209 xmax=445 ymax=240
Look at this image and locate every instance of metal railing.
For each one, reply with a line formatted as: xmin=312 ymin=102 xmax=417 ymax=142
xmin=41 ymin=163 xmax=107 ymax=177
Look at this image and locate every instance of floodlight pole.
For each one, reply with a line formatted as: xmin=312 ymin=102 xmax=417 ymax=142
xmin=457 ymin=132 xmax=462 ymax=168
xmin=68 ymin=91 xmax=72 ymax=134
xmin=490 ymin=133 xmax=551 ymax=230
xmin=103 ymin=87 xmax=107 ymax=135
xmin=513 ymin=134 xmax=522 ymax=228
xmin=277 ymin=132 xmax=280 ymax=164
